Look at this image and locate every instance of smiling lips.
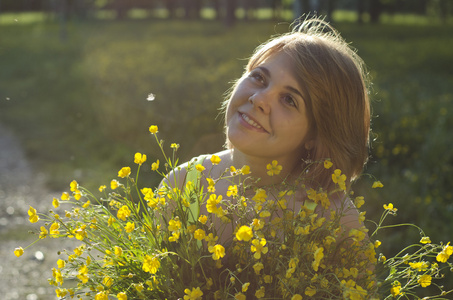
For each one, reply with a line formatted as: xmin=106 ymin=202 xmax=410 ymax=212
xmin=240 ymin=113 xmax=266 ymax=131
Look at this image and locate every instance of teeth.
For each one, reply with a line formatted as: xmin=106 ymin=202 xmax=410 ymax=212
xmin=242 ymin=114 xmax=262 ymax=129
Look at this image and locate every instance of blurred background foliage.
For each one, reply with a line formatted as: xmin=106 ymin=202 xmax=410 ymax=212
xmin=0 ymin=0 xmax=452 ymax=269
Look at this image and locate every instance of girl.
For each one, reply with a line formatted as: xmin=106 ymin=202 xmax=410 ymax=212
xmin=165 ymin=18 xmax=371 ymax=243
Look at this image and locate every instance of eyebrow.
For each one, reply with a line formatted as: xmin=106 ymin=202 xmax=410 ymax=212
xmin=256 ymin=66 xmax=304 ymax=100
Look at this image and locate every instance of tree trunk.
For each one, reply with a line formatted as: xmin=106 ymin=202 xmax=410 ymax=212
xmin=357 ymin=0 xmax=365 ymax=24
xmin=369 ymin=0 xmax=382 ymax=23
xmin=225 ymin=0 xmax=237 ymax=27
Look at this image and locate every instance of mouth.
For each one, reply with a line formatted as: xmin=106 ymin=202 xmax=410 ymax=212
xmin=239 ymin=112 xmax=267 ymax=132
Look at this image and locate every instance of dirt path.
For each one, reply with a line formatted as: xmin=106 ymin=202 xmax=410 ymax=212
xmin=0 ymin=124 xmax=68 ymax=300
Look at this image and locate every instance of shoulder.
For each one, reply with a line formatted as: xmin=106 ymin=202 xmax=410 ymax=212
xmin=160 ymin=151 xmax=231 ymax=190
xmin=316 ymin=194 xmax=363 ymax=232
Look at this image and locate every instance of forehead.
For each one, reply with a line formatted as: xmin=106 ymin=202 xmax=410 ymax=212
xmin=249 ymin=49 xmax=300 ymax=78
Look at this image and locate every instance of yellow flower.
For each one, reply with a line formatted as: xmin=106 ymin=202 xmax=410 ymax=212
xmin=14 ymin=247 xmax=24 ymax=257
xmin=292 ymin=294 xmax=303 ymax=300
xmin=28 ymin=206 xmax=39 ymax=223
xmin=242 ymin=282 xmax=250 ymax=292
xmin=99 ymin=185 xmax=106 ymax=192
xmin=207 ymin=178 xmax=216 ymax=193
xmin=255 ymin=286 xmax=265 ymax=298
xmin=49 ymin=222 xmax=60 ymax=237
xmin=198 ymin=215 xmax=208 ymax=224
xmin=312 ymin=247 xmax=324 ymax=271
xmin=151 ymin=159 xmax=160 ymax=171
xmin=134 ymin=152 xmax=147 ymax=165
xmin=171 ymin=143 xmax=180 ymax=149
xmin=117 ymin=205 xmax=131 ymax=221
xmin=169 ymin=231 xmax=180 ymax=242
xmin=111 ymin=179 xmax=119 ymax=190
xmin=117 ymin=292 xmax=127 ymax=300
xmin=266 ymin=160 xmax=282 ymax=176
xmin=69 ymin=180 xmax=78 ymax=192
xmin=57 ymin=259 xmax=65 ymax=268
xmin=209 ymin=244 xmax=225 ymax=260
xmin=436 ymin=242 xmax=453 ymax=263
xmin=409 ymin=261 xmax=429 ymax=272
xmin=114 ymin=246 xmax=123 ymax=257
xmin=206 ymin=194 xmax=222 ymax=214
xmin=168 ymin=217 xmax=182 ymax=232
xmin=374 ymin=240 xmax=382 ymax=248
xmin=251 ymin=238 xmax=268 ymax=259
xmin=118 ymin=167 xmax=131 ymax=178
xmin=184 ymin=287 xmax=203 ymax=300
xmin=372 ymin=180 xmax=384 ymax=188
xmin=125 ymin=222 xmax=135 ymax=233
xmin=241 ymin=165 xmax=251 ymax=175
xmin=194 ymin=229 xmax=206 ymax=240
xmin=354 ymin=196 xmax=365 ymax=208
xmin=236 ymin=225 xmax=253 ymax=242
xmin=38 ymin=226 xmax=48 ymax=239
xmin=210 ymin=155 xmax=221 ymax=165
xmin=383 ymin=203 xmax=398 ymax=213
xmin=195 ymin=164 xmax=205 ymax=172
xmin=305 ymin=286 xmax=317 ymax=296
xmin=332 ymin=169 xmax=346 ymax=191
xmin=418 ymin=274 xmax=432 ymax=287
xmin=390 ymin=281 xmax=402 ymax=297
xmin=74 ymin=225 xmax=87 ymax=240
xmin=324 ymin=159 xmax=333 ymax=169
xmin=103 ymin=276 xmax=113 ymax=287
xmin=82 ymin=200 xmax=90 ymax=208
xmin=95 ymin=291 xmax=108 ymax=300
xmin=227 ymin=185 xmax=238 ymax=197
xmin=61 ymin=192 xmax=70 ymax=200
xmin=253 ymin=262 xmax=264 ymax=275
xmin=142 ymin=254 xmax=160 ymax=274
xmin=234 ymin=293 xmax=246 ymax=300
xmin=149 ymin=125 xmax=158 ymax=134
xmin=420 ymin=236 xmax=431 ymax=244
xmin=52 ymin=197 xmax=60 ymax=208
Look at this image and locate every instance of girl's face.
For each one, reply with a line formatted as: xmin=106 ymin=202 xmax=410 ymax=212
xmin=226 ymin=51 xmax=312 ymax=163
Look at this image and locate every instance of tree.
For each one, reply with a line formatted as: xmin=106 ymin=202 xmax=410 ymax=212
xmin=225 ymin=0 xmax=237 ymax=27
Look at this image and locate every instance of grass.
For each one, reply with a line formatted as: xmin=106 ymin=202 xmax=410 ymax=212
xmin=0 ymin=11 xmax=452 ymax=251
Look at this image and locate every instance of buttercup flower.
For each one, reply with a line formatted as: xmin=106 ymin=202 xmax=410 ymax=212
xmin=134 ymin=152 xmax=147 ymax=165
xmin=266 ymin=160 xmax=282 ymax=176
xmin=420 ymin=236 xmax=431 ymax=244
xmin=14 ymin=247 xmax=24 ymax=257
xmin=383 ymin=203 xmax=398 ymax=213
xmin=332 ymin=169 xmax=346 ymax=191
xmin=210 ymin=155 xmax=221 ymax=165
xmin=110 ymin=179 xmax=119 ymax=190
xmin=142 ymin=254 xmax=160 ymax=274
xmin=52 ymin=197 xmax=60 ymax=208
xmin=117 ymin=205 xmax=131 ymax=221
xmin=99 ymin=185 xmax=106 ymax=192
xmin=418 ymin=274 xmax=432 ymax=288
xmin=117 ymin=292 xmax=127 ymax=300
xmin=118 ymin=167 xmax=131 ymax=178
xmin=324 ymin=159 xmax=333 ymax=169
xmin=209 ymin=244 xmax=225 ymax=260
xmin=149 ymin=125 xmax=158 ymax=134
xmin=151 ymin=159 xmax=160 ymax=171
xmin=372 ymin=181 xmax=384 ymax=188
xmin=236 ymin=225 xmax=253 ymax=242
xmin=28 ymin=206 xmax=39 ymax=223
xmin=184 ymin=287 xmax=203 ymax=300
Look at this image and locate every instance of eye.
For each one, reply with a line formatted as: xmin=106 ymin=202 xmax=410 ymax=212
xmin=249 ymin=70 xmax=266 ymax=85
xmin=282 ymin=94 xmax=297 ymax=108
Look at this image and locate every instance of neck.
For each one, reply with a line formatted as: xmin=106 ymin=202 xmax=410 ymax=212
xmin=230 ymin=149 xmax=303 ymax=187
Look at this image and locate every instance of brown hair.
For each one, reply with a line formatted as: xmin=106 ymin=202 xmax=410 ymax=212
xmin=224 ymin=18 xmax=371 ymax=191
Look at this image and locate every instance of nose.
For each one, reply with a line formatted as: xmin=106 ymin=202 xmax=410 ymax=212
xmin=248 ymin=89 xmax=272 ymax=114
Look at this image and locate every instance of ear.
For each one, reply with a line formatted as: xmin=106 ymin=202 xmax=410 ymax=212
xmin=304 ymin=140 xmax=316 ymax=151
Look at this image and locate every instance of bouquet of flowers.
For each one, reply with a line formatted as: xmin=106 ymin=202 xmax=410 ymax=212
xmin=15 ymin=126 xmax=453 ymax=299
